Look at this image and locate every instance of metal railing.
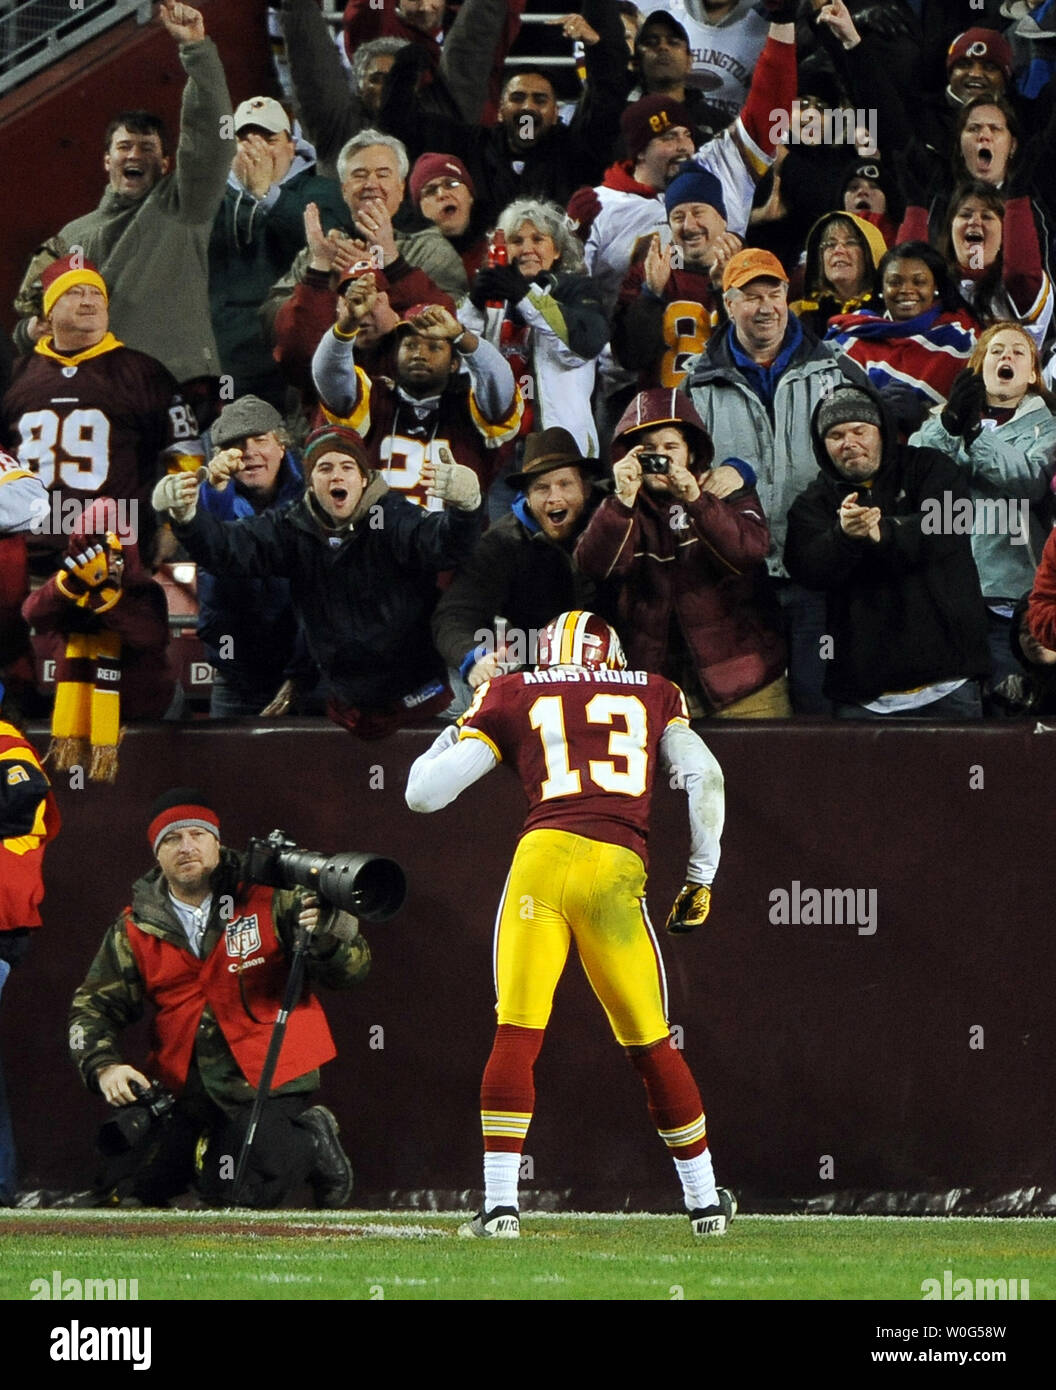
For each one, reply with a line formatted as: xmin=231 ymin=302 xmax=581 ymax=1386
xmin=0 ymin=0 xmax=151 ymax=95
xmin=318 ymin=4 xmax=581 ymax=69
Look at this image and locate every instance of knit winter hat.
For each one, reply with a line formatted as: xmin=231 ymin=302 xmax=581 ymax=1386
xmin=664 ymin=166 xmax=727 ymax=221
xmin=148 ymin=787 xmax=220 ymax=856
xmin=409 ymin=152 xmax=476 ymax=205
xmin=816 ymin=388 xmax=882 ymax=437
xmin=212 ymin=395 xmax=285 ymax=449
xmin=41 ymin=255 xmax=108 ymax=318
xmin=946 ymin=28 xmax=1013 ymax=82
xmin=621 ymin=94 xmax=694 ymax=162
xmin=301 ymin=425 xmax=371 ymax=478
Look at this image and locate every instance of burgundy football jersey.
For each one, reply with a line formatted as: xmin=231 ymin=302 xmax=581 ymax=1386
xmin=458 ymin=668 xmax=689 ymax=864
xmin=2 ymin=336 xmax=191 ymax=569
xmin=617 ymin=259 xmax=720 ymax=389
xmin=324 ymin=373 xmax=518 ymax=510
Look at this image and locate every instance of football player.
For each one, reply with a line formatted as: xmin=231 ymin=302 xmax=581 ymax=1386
xmin=406 ymin=609 xmax=734 ymax=1238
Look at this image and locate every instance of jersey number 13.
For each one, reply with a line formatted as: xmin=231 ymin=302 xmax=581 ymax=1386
xmin=529 ymin=693 xmax=649 ymax=800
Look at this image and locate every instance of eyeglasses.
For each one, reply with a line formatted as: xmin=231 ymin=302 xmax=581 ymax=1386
xmin=419 ymin=178 xmax=465 ymax=198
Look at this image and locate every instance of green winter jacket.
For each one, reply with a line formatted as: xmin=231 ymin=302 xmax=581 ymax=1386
xmin=14 ymin=39 xmax=232 ymax=385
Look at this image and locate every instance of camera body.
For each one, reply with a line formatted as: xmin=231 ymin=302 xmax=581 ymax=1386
xmin=97 ymin=1080 xmax=176 ymax=1156
xmin=244 ymin=829 xmax=406 ymax=922
xmin=638 ymin=453 xmax=670 ymax=475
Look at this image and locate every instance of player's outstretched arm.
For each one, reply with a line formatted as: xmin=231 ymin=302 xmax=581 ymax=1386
xmin=660 ymin=722 xmax=725 ymax=889
xmin=405 ymin=725 xmax=499 ymax=813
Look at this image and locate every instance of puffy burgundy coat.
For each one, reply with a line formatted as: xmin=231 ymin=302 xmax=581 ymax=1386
xmin=574 ymin=483 xmax=786 ymax=711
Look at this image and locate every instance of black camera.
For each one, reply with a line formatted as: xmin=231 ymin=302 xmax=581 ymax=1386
xmin=244 ymin=829 xmax=406 ymax=922
xmin=97 ymin=1080 xmax=176 ymax=1157
xmin=639 ymin=453 xmax=670 ymax=475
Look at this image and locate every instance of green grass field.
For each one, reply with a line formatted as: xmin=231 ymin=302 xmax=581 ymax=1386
xmin=0 ymin=1209 xmax=1052 ymax=1302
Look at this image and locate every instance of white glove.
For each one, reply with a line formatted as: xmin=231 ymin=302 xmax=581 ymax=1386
xmin=151 ymin=471 xmax=199 ymax=524
xmin=423 ymin=454 xmax=481 ymax=512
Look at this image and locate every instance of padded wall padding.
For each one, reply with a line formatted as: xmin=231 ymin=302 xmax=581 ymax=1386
xmin=6 ymin=721 xmax=1054 ymax=1211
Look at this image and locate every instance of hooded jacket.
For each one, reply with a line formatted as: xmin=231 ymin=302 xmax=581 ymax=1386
xmin=173 ymin=470 xmax=481 ymax=711
xmin=14 ymin=40 xmax=232 ymax=385
xmin=784 ymin=386 xmax=991 ymax=703
xmin=209 ymin=139 xmax=348 ymax=397
xmin=195 ymin=451 xmax=305 ymax=683
xmin=912 ymin=393 xmax=1056 ymax=602
xmin=791 ymin=211 xmax=887 ymax=338
xmin=574 ymin=389 xmax=785 ymax=711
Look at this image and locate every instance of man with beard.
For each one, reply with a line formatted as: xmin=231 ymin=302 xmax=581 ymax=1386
xmin=68 ymin=788 xmax=366 ymax=1207
xmin=432 ymin=428 xmax=610 ymax=714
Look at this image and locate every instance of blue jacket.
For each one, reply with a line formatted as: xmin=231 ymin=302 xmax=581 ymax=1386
xmin=196 ymin=454 xmax=304 ymax=682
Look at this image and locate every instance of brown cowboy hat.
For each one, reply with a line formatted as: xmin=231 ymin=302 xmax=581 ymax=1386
xmin=507 ymin=427 xmax=604 ymax=489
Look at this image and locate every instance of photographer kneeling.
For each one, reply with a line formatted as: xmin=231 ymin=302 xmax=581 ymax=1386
xmin=68 ymin=788 xmax=370 ymax=1208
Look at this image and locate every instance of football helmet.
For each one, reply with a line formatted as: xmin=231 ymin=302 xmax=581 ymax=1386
xmin=536 ymin=611 xmax=627 ymax=671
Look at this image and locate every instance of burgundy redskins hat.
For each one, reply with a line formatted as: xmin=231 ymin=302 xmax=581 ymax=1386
xmin=611 ymin=388 xmax=714 ymax=467
xmin=946 ymin=29 xmax=1013 ymax=82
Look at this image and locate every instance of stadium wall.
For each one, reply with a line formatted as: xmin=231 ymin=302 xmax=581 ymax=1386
xmin=6 ymin=721 xmax=1054 ymax=1214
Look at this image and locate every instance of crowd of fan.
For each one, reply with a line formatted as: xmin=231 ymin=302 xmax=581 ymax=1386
xmin=4 ymin=0 xmax=1056 ymax=758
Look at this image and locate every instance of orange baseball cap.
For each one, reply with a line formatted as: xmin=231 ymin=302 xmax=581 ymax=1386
xmin=722 ymin=248 xmax=789 ymax=294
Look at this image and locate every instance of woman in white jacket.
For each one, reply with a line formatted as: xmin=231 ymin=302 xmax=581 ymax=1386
xmin=462 ymin=198 xmax=608 ymax=458
xmin=911 ymin=321 xmax=1056 ymax=695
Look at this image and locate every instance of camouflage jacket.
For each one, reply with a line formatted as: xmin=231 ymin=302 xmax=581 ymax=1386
xmin=68 ymin=849 xmax=370 ymax=1111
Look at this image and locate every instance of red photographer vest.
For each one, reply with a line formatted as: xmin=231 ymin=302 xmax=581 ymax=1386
xmin=0 ymin=722 xmax=61 ymax=931
xmin=125 ymin=886 xmax=336 ymax=1094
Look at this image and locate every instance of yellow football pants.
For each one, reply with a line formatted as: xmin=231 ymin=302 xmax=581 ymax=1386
xmin=494 ymin=828 xmax=670 ymax=1048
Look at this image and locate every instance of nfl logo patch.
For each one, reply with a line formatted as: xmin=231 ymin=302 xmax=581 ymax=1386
xmin=226 ymin=914 xmax=261 ymax=957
